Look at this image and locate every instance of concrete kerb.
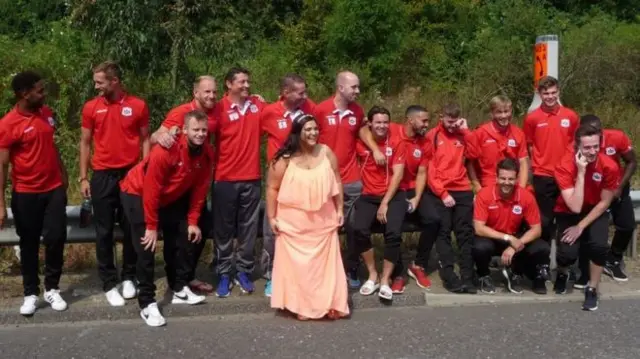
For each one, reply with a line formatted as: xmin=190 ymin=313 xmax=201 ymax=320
xmin=0 ymin=290 xmax=428 ymax=326
xmin=4 ymin=287 xmax=640 ymax=326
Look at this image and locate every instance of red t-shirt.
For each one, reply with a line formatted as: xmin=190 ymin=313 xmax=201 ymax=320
xmin=81 ymin=94 xmax=150 ymax=170
xmin=355 ymin=135 xmax=406 ymax=197
xmin=601 ymin=128 xmax=633 ymax=178
xmin=313 ymin=96 xmax=365 ymax=184
xmin=388 ymin=123 xmax=428 ymax=190
xmin=474 ymin=185 xmax=540 ymax=235
xmin=467 ymin=121 xmax=527 ymax=187
xmin=0 ymin=105 xmax=63 ymax=193
xmin=523 ymin=105 xmax=579 ymax=177
xmin=261 ymin=98 xmax=316 ymax=162
xmin=425 ymin=124 xmax=473 ymax=199
xmin=211 ymin=96 xmax=265 ymax=181
xmin=119 ymin=135 xmax=213 ymax=230
xmin=554 ymin=150 xmax=619 ymax=214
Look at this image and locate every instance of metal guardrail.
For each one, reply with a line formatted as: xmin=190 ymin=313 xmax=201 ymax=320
xmin=1 ymin=193 xmax=639 ymax=257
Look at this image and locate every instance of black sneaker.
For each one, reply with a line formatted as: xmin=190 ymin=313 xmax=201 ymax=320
xmin=573 ymin=275 xmax=589 ymax=289
xmin=478 ymin=275 xmax=495 ymax=294
xmin=604 ymin=261 xmax=629 ymax=282
xmin=441 ymin=272 xmax=465 ymax=293
xmin=502 ymin=268 xmax=523 ymax=294
xmin=554 ymin=272 xmax=570 ymax=294
xmin=532 ymin=276 xmax=547 ymax=295
xmin=538 ymin=264 xmax=550 ymax=282
xmin=582 ymin=286 xmax=598 ymax=311
xmin=462 ymin=278 xmax=477 ymax=294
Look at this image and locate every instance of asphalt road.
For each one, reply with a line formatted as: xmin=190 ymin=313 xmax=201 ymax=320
xmin=2 ymin=300 xmax=640 ymax=359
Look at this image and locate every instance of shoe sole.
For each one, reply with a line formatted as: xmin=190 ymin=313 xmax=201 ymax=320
xmin=603 ymin=267 xmax=629 ymax=282
xmin=582 ymin=304 xmax=599 ymax=311
xmin=391 ymin=287 xmax=405 ymax=294
xmin=407 ymin=270 xmax=431 ymax=290
xmin=573 ymin=283 xmax=588 ymax=290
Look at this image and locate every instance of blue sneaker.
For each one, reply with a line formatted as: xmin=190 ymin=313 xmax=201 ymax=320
xmin=235 ymin=272 xmax=255 ymax=294
xmin=216 ymin=275 xmax=232 ymax=298
xmin=347 ymin=269 xmax=361 ymax=289
xmin=264 ymin=280 xmax=272 ymax=297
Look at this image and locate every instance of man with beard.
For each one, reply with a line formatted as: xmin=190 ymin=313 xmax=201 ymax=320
xmin=80 ymin=61 xmax=150 ymax=307
xmin=149 ymin=75 xmax=218 ymax=294
xmin=573 ymin=115 xmax=636 ymax=286
xmin=352 ymin=106 xmax=406 ymax=302
xmin=361 ymin=105 xmax=439 ymax=292
xmin=426 ymin=103 xmax=476 ymax=293
xmin=553 ymin=124 xmax=619 ymax=311
xmin=259 ymin=73 xmax=316 ymax=297
xmin=472 ymin=158 xmax=548 ymax=295
xmin=467 ymin=96 xmax=529 ymax=190
xmin=524 ymin=77 xmax=579 ymax=276
xmin=212 ymin=67 xmax=265 ymax=297
xmin=0 ymin=71 xmax=69 ymax=316
xmin=313 ymin=71 xmax=382 ymax=289
xmin=120 ymin=110 xmax=213 ymax=327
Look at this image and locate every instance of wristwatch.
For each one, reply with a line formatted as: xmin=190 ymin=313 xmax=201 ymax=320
xmin=502 ymin=234 xmax=511 ymax=243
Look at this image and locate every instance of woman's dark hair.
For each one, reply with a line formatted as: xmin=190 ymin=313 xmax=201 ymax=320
xmin=272 ymin=114 xmax=318 ymax=164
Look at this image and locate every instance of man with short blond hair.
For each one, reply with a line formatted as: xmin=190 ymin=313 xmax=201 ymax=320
xmin=80 ymin=60 xmax=150 ymax=307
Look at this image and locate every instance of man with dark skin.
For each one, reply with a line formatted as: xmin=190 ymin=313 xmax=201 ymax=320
xmin=0 ymin=71 xmax=69 ymax=316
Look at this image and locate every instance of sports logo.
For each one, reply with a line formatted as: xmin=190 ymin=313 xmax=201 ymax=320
xmin=121 ymin=107 xmax=133 ymax=117
xmin=385 ymin=147 xmax=393 ymax=157
xmin=605 ymin=147 xmax=616 ymax=156
xmin=348 ymin=116 xmax=357 ymax=126
xmin=250 ymin=104 xmax=258 ymax=113
xmin=413 ymin=149 xmax=422 ymax=158
xmin=560 ymin=119 xmax=570 ymax=128
xmin=507 ymin=139 xmax=517 ymax=147
xmin=592 ymin=172 xmax=602 ymax=182
xmin=277 ymin=119 xmax=287 ymax=130
xmin=512 ymin=205 xmax=522 ymax=215
xmin=327 ymin=116 xmax=337 ymax=126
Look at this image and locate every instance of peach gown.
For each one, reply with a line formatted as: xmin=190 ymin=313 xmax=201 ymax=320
xmin=270 ymin=155 xmax=350 ymax=319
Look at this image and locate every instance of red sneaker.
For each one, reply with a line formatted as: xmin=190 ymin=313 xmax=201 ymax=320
xmin=408 ymin=263 xmax=432 ymax=289
xmin=391 ymin=277 xmax=406 ymax=294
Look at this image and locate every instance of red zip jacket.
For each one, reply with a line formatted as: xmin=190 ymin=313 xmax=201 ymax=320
xmin=426 ymin=123 xmax=473 ymax=199
xmin=120 ymin=135 xmax=213 ymax=230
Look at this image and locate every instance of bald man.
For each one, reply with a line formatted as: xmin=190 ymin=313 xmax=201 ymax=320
xmin=312 ymin=71 xmax=382 ymax=289
xmin=151 ymin=76 xmax=217 ymax=148
xmin=149 ymin=76 xmax=218 ymax=294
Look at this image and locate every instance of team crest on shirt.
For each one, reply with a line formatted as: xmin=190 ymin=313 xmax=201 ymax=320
xmin=327 ymin=116 xmax=337 ymax=126
xmin=47 ymin=117 xmax=55 ymax=127
xmin=277 ymin=119 xmax=288 ymax=130
xmin=229 ymin=112 xmax=239 ymax=122
xmin=605 ymin=147 xmax=616 ymax=156
xmin=413 ymin=149 xmax=422 ymax=158
xmin=507 ymin=139 xmax=517 ymax=147
xmin=348 ymin=116 xmax=357 ymax=126
xmin=560 ymin=119 xmax=570 ymax=128
xmin=385 ymin=147 xmax=393 ymax=156
xmin=592 ymin=172 xmax=602 ymax=182
xmin=121 ymin=107 xmax=133 ymax=117
xmin=512 ymin=205 xmax=523 ymax=215
xmin=250 ymin=104 xmax=258 ymax=113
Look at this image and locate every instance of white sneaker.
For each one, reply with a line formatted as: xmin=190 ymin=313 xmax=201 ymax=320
xmin=44 ymin=289 xmax=68 ymax=311
xmin=105 ymin=287 xmax=126 ymax=307
xmin=122 ymin=280 xmax=137 ymax=299
xmin=140 ymin=303 xmax=166 ymax=327
xmin=172 ymin=286 xmax=206 ymax=305
xmin=19 ymin=295 xmax=38 ymax=316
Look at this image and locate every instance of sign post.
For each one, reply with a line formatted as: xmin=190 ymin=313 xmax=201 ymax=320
xmin=528 ymin=34 xmax=560 ymax=112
